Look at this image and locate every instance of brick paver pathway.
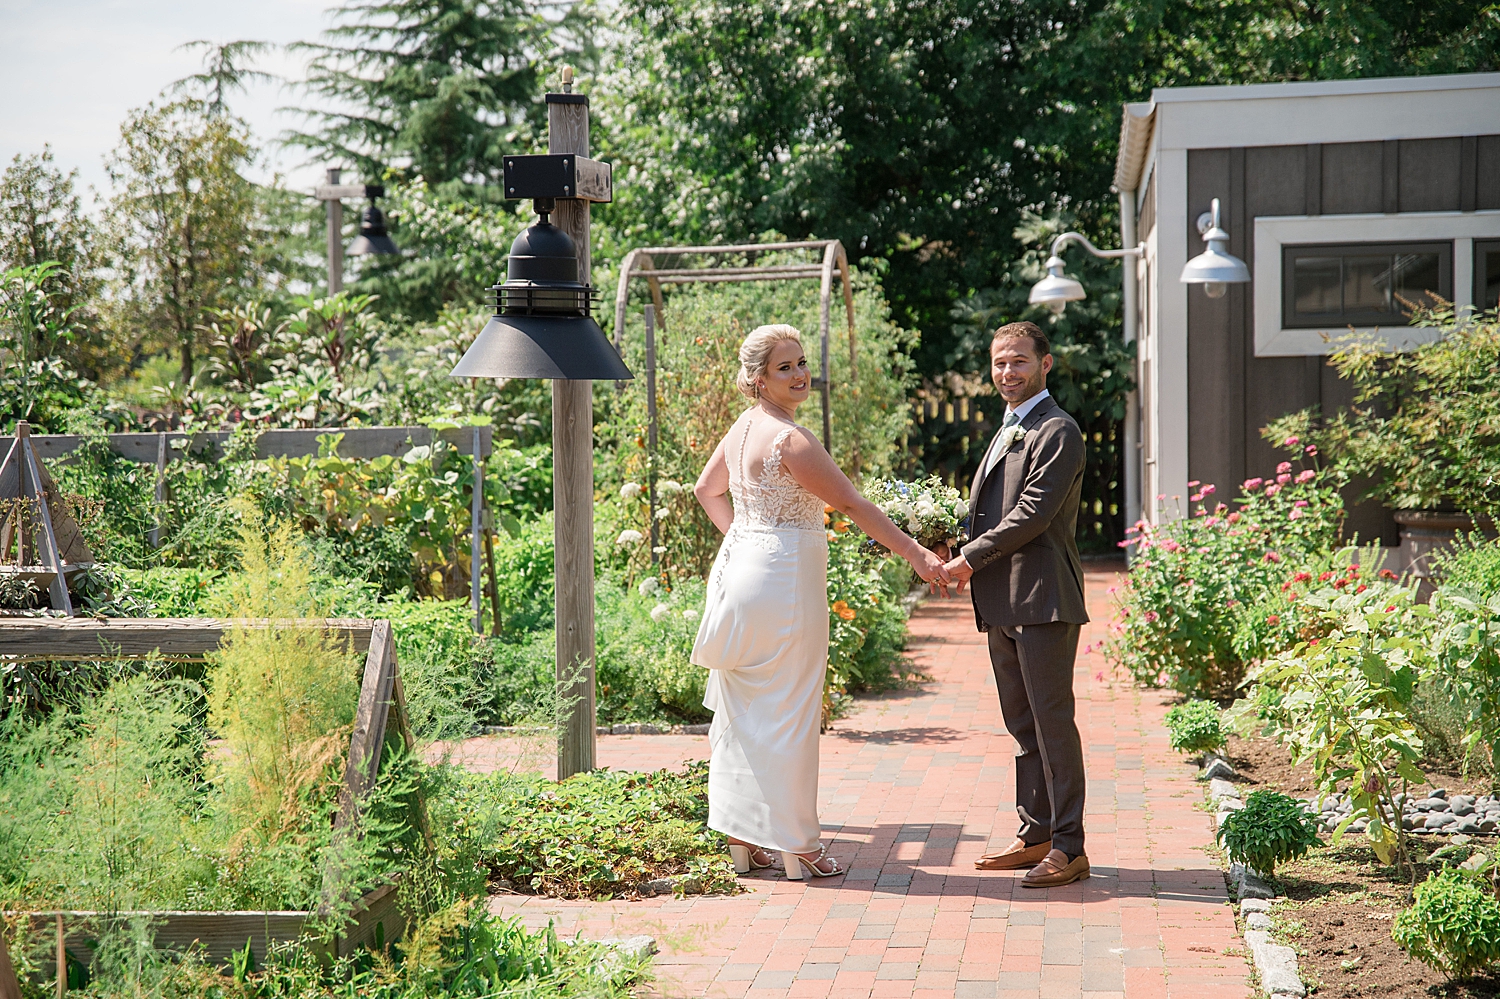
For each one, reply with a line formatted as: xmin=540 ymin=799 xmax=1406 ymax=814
xmin=477 ymin=567 xmax=1251 ymax=999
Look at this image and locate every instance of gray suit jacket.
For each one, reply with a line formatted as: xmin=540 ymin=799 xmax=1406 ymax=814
xmin=960 ymin=394 xmax=1089 ymax=629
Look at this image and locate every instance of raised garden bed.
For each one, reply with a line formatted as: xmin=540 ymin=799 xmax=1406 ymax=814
xmin=0 ymin=615 xmax=426 ymax=994
xmin=1221 ymin=732 xmax=1500 ymax=998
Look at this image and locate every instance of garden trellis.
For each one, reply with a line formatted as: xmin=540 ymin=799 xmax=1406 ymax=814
xmin=612 ymin=239 xmax=858 ymax=456
xmin=0 ymin=616 xmax=426 ymax=993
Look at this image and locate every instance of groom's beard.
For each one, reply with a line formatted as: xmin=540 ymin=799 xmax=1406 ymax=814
xmin=1000 ymin=372 xmax=1047 ymax=407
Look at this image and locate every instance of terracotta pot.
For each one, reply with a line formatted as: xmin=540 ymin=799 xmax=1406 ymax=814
xmin=1393 ymin=510 xmax=1499 ymax=595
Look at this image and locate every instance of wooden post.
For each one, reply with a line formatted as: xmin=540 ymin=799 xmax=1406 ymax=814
xmin=469 ymin=428 xmax=483 ymax=634
xmin=55 ymin=913 xmax=64 ymax=998
xmin=326 ymin=167 xmax=344 ymax=296
xmin=549 ymin=74 xmax=597 ymax=778
xmin=149 ymin=432 xmax=166 ymax=548
xmin=645 ymin=304 xmax=659 ymax=564
xmin=0 ymin=916 xmax=20 ymax=999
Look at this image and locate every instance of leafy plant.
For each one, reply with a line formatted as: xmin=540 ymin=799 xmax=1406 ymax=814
xmin=1271 ymin=306 xmax=1500 ymax=520
xmin=1165 ymin=700 xmax=1225 ymax=754
xmin=1104 ymin=445 xmax=1344 ymax=697
xmin=1423 ymin=536 xmax=1500 ymax=772
xmin=1238 ymin=589 xmax=1430 ymax=866
xmin=1392 ymin=868 xmax=1500 ymax=980
xmin=1216 ymin=789 xmax=1320 ymax=878
xmin=429 ymin=760 xmax=740 ymax=899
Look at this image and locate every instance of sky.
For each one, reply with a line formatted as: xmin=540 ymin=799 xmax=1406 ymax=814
xmin=0 ymin=0 xmax=338 ymax=207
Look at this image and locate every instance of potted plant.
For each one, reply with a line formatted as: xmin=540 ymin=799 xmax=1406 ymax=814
xmin=1269 ymin=304 xmax=1500 ymax=591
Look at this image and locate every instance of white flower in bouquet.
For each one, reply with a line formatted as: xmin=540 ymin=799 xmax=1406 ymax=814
xmin=638 ymin=577 xmax=661 ymax=596
xmin=659 ymin=480 xmax=685 ymax=495
xmin=616 ymin=529 xmax=644 ymax=545
xmin=862 ymin=475 xmax=965 ymax=553
xmin=620 ymin=482 xmax=643 ymax=500
xmin=650 ymin=603 xmax=672 ymax=622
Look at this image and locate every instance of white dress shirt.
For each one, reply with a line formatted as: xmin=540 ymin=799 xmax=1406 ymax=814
xmin=979 ymin=388 xmax=1050 ymax=479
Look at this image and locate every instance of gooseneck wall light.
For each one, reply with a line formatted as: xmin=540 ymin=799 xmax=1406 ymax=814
xmin=1179 ymin=198 xmax=1250 ymax=298
xmin=1028 ymin=197 xmax=1250 ymax=316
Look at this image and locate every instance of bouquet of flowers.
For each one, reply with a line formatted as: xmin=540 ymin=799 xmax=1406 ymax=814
xmin=862 ymin=475 xmax=968 ymax=554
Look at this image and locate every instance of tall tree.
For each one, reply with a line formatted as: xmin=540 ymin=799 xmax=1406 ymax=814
xmin=0 ymin=148 xmax=110 ymax=379
xmin=105 ymin=99 xmax=257 ymax=384
xmin=287 ymin=0 xmax=555 ymax=194
xmin=172 ymin=39 xmax=277 ymax=116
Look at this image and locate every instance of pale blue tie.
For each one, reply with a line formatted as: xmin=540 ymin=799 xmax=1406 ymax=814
xmin=982 ymin=410 xmax=1021 ymax=478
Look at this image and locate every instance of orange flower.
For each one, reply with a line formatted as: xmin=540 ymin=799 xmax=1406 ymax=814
xmin=832 ymin=600 xmax=856 ymax=621
xmin=833 ymin=521 xmax=849 ymax=533
xmin=824 ymin=504 xmax=836 ymax=514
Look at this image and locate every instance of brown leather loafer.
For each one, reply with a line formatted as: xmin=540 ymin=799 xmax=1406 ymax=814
xmin=974 ymin=838 xmax=1052 ymax=871
xmin=1021 ymin=849 xmax=1090 ymax=888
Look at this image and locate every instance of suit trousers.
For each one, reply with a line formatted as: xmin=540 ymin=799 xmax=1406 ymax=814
xmin=987 ymin=621 xmax=1086 ymax=857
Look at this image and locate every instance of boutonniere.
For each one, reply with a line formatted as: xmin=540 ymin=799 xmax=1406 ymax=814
xmin=998 ymin=424 xmax=1032 ymax=454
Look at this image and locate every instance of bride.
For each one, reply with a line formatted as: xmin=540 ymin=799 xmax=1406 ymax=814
xmin=691 ymin=324 xmax=950 ymax=879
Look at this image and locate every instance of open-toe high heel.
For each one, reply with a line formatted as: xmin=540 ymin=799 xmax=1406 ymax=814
xmin=782 ymin=844 xmax=844 ymax=880
xmin=728 ymin=844 xmax=775 ymax=874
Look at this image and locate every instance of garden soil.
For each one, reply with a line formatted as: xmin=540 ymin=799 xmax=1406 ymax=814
xmin=1227 ymin=732 xmax=1500 ymax=997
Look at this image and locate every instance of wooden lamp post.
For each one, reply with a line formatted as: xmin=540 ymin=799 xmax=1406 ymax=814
xmin=449 ymin=69 xmax=627 ymax=778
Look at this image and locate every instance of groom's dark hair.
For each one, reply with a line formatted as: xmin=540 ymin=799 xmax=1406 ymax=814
xmin=993 ymin=321 xmax=1050 ymax=359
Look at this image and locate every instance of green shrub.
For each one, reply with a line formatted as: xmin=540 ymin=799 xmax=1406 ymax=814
xmin=1239 ymin=586 xmax=1429 ymax=864
xmin=1392 ymin=868 xmax=1500 ymax=980
xmin=429 ymin=761 xmax=738 ymax=900
xmin=1276 ymin=306 xmax=1500 ymax=520
xmin=1424 ymin=537 xmax=1500 ymax=773
xmin=1216 ymin=789 xmax=1320 ymax=878
xmin=1165 ymin=700 xmax=1224 ymax=754
xmin=1104 ymin=449 xmax=1343 ymax=697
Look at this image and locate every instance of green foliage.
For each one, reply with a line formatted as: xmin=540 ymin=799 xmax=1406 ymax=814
xmin=1165 ymin=700 xmax=1224 ymax=754
xmin=1237 ymin=582 xmax=1430 ymax=865
xmin=430 ymin=761 xmax=739 ymax=899
xmin=1216 ymin=789 xmax=1321 ymax=878
xmin=1424 ymin=537 xmax=1500 ymax=772
xmin=1392 ymin=868 xmax=1500 ymax=980
xmin=1274 ymin=307 xmax=1500 ymax=520
xmin=205 ymin=513 xmax=360 ymax=840
xmin=0 ymin=261 xmax=92 ymax=429
xmin=104 ymin=97 xmax=257 ymax=384
xmin=1104 ymin=448 xmax=1344 ymax=696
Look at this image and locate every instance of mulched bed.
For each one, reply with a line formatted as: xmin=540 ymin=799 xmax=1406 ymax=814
xmin=1223 ymin=732 xmax=1500 ymax=997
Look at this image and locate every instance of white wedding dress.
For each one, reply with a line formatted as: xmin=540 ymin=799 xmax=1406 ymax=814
xmin=691 ymin=415 xmax=829 ymax=855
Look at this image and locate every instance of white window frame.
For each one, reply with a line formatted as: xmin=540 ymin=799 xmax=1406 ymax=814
xmin=1254 ymin=211 xmax=1500 ymax=356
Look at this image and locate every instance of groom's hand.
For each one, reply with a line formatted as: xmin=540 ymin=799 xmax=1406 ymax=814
xmin=943 ymin=554 xmax=974 ymax=594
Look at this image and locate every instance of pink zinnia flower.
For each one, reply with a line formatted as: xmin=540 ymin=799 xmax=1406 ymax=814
xmin=1244 ymin=477 xmax=1264 ymax=491
xmin=1143 ymin=610 xmax=1159 ymax=623
xmin=1265 ymin=484 xmax=1281 ymax=497
xmin=1283 ymin=436 xmax=1300 ymax=447
xmin=1277 ymin=461 xmax=1292 ymax=474
xmin=1296 ymin=469 xmax=1316 ymax=483
xmin=1289 ymin=509 xmax=1302 ymax=520
xmin=1204 ymin=517 xmax=1220 ymax=526
xmin=1294 ymin=500 xmax=1309 ymax=508
xmin=1201 ymin=484 xmax=1216 ymax=496
xmin=1264 ymin=551 xmax=1282 ymax=563
xmin=1305 ymin=445 xmax=1319 ymax=456
xmin=1188 ymin=480 xmax=1200 ymax=488
xmin=1277 ymin=473 xmax=1292 ymax=485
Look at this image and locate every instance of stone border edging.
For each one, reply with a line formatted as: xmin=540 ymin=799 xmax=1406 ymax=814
xmin=1204 ymin=754 xmax=1307 ymax=999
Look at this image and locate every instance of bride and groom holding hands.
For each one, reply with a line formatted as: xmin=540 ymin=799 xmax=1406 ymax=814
xmin=689 ymin=320 xmax=1091 ymax=888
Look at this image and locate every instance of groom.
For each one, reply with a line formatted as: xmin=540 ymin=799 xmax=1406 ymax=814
xmin=942 ymin=321 xmax=1090 ymax=888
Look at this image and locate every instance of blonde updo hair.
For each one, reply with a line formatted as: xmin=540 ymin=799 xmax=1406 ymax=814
xmin=736 ymin=324 xmax=803 ymax=399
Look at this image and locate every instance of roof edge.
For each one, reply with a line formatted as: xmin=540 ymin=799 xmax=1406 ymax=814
xmin=1149 ymin=70 xmax=1500 ymax=105
xmin=1113 ymin=102 xmax=1155 ymax=193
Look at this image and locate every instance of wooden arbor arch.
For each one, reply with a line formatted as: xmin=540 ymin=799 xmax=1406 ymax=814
xmin=612 ymin=239 xmax=858 ymax=452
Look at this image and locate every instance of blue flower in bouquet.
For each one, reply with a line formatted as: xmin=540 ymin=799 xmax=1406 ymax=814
xmin=863 ymin=476 xmax=966 ymax=553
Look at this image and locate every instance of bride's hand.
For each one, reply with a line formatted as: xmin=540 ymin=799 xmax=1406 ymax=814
xmin=906 ymin=544 xmax=952 ymax=592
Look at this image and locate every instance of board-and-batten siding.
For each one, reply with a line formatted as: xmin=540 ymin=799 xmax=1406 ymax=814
xmin=1185 ymin=135 xmax=1500 ymax=548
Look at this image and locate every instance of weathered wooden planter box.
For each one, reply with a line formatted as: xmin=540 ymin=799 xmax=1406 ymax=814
xmin=0 ymin=617 xmax=428 ymax=995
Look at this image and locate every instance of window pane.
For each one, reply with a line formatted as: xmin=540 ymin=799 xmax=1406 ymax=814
xmin=1345 ymin=255 xmax=1396 ymax=314
xmin=1391 ymin=252 xmax=1441 ymax=313
xmin=1483 ymin=249 xmax=1500 ymax=311
xmin=1292 ymin=256 xmax=1342 ymax=317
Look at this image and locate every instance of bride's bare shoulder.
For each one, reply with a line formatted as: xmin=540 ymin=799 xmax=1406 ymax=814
xmin=775 ymin=424 xmax=825 ymax=458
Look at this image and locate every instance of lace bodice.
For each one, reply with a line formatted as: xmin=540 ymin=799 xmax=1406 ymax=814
xmin=729 ymin=421 xmax=826 ymax=531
